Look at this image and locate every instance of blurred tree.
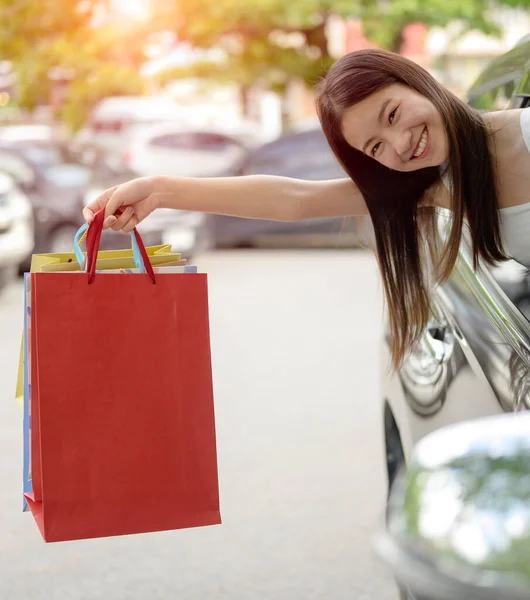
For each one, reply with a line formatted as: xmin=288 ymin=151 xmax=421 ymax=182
xmin=0 ymin=0 xmax=146 ymax=130
xmin=152 ymin=0 xmax=527 ymax=95
xmin=3 ymin=0 xmax=529 ymax=129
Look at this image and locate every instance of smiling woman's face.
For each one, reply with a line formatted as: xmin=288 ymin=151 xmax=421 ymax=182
xmin=341 ymin=83 xmax=448 ymax=172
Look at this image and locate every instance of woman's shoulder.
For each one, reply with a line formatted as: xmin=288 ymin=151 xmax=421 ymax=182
xmin=483 ymin=108 xmax=528 ymax=141
xmin=428 ymin=109 xmax=530 ymax=211
xmin=483 ymin=107 xmax=523 ymax=129
xmin=484 ymin=109 xmax=529 ymax=163
xmin=485 ymin=108 xmax=530 ymax=210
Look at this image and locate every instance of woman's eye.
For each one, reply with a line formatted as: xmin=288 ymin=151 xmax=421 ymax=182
xmin=389 ymin=108 xmax=397 ymax=124
xmin=371 ymin=142 xmax=381 ymax=157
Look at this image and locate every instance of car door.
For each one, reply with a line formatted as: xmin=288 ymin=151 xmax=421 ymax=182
xmin=384 ymin=222 xmax=530 ymax=476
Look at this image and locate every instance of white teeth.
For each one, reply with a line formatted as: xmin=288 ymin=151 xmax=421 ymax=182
xmin=413 ymin=128 xmax=428 ymax=158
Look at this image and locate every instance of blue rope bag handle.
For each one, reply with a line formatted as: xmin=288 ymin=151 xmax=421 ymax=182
xmin=74 ymin=222 xmax=145 ymax=272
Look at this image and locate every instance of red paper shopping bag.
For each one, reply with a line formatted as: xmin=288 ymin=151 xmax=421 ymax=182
xmin=24 ymin=210 xmax=221 ymax=542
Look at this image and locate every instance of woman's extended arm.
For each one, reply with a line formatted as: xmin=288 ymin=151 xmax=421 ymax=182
xmin=83 ymin=175 xmax=368 ymax=232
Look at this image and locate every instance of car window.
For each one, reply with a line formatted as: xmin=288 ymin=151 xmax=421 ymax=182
xmin=150 ymin=133 xmax=241 ymax=151
xmin=469 ymin=77 xmax=519 ymax=110
xmin=468 ymin=40 xmax=530 ymax=106
xmin=242 ymin=130 xmax=347 ymax=180
xmin=93 ymin=120 xmax=125 ymax=132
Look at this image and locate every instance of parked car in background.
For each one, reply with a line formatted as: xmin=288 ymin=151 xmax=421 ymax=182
xmin=123 ymin=122 xmax=256 ymax=179
xmin=380 ymin=36 xmax=530 ymax=600
xmin=76 ymin=95 xmax=183 ymax=156
xmin=72 ymin=140 xmax=211 ymax=260
xmin=206 ymin=126 xmax=371 ymax=249
xmin=0 ymin=144 xmax=90 ymax=261
xmin=0 ymin=124 xmax=60 ymax=144
xmin=0 ymin=140 xmax=138 ymax=268
xmin=0 ymin=171 xmax=33 ymax=290
xmin=0 ymin=137 xmax=199 ymax=269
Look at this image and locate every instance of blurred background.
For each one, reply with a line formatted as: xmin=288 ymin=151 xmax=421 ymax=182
xmin=1 ymin=2 xmax=530 ymax=599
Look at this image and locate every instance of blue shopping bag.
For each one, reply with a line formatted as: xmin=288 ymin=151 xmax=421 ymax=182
xmin=22 ymin=273 xmax=32 ymax=511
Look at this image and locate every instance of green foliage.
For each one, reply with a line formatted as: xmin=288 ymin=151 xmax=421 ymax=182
xmin=2 ymin=0 xmax=530 ymax=129
xmin=0 ymin=0 xmax=145 ymax=131
xmin=152 ymin=0 xmax=336 ymax=91
xmin=59 ymin=63 xmax=144 ymax=131
xmin=354 ymin=0 xmax=502 ymax=52
xmin=151 ymin=0 xmax=518 ymax=90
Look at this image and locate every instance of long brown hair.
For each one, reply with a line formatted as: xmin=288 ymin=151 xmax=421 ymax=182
xmin=316 ymin=49 xmax=508 ymax=369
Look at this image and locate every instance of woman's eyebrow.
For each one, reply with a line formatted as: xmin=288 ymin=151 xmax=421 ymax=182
xmin=362 ymin=99 xmax=392 ymax=154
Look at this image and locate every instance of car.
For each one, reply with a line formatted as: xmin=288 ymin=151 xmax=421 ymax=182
xmin=206 ymin=127 xmax=372 ymax=249
xmin=0 ymin=139 xmax=200 ymax=269
xmin=75 ymin=140 xmax=211 ymax=260
xmin=0 ymin=141 xmax=138 ymax=267
xmin=123 ymin=122 xmax=256 ymax=179
xmin=75 ymin=95 xmax=184 ymax=156
xmin=0 ymin=171 xmax=34 ymax=290
xmin=0 ymin=124 xmax=60 ymax=144
xmin=380 ymin=37 xmax=530 ymax=600
xmin=380 ymin=411 xmax=530 ymax=600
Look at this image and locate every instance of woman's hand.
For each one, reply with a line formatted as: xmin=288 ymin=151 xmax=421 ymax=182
xmin=82 ymin=176 xmax=163 ymax=232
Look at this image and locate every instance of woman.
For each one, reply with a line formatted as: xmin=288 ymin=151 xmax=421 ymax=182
xmin=83 ymin=49 xmax=530 ymax=368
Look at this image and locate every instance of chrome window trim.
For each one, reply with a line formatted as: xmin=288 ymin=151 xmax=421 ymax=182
xmin=437 ymin=209 xmax=530 ymax=370
xmin=468 ymin=72 xmax=523 ymax=102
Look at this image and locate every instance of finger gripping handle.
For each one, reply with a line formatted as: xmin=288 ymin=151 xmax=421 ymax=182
xmin=84 ymin=210 xmax=156 ymax=284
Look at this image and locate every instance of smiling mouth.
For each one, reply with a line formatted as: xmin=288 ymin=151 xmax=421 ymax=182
xmin=411 ymin=127 xmax=429 ymax=159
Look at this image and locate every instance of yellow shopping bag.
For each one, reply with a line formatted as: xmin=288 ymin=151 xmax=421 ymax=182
xmin=15 ymin=243 xmax=185 ymax=407
xmin=30 ymin=244 xmax=183 ymax=272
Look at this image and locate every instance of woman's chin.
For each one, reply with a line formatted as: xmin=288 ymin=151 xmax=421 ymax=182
xmin=402 ymin=161 xmax=428 ymax=172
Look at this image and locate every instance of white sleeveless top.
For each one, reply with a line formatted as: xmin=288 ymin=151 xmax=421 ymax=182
xmin=499 ymin=107 xmax=530 ymax=267
xmin=441 ymin=107 xmax=530 ymax=268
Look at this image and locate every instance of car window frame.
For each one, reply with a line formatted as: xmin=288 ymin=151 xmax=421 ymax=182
xmin=468 ymin=40 xmax=530 ymax=101
xmin=437 ymin=203 xmax=530 ymax=378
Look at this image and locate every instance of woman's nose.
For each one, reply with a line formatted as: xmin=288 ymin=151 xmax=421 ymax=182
xmin=391 ymin=129 xmax=413 ymax=159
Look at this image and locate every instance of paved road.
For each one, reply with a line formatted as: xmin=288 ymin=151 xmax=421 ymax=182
xmin=0 ymin=249 xmax=398 ymax=600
